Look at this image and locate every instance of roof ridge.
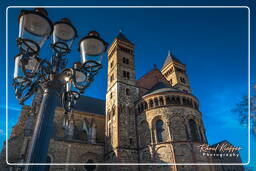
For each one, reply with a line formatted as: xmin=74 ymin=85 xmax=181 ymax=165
xmin=161 ymin=52 xmax=183 ymax=70
xmin=116 ymin=32 xmax=133 ymax=45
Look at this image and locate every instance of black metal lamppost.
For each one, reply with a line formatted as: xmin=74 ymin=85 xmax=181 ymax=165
xmin=12 ymin=8 xmax=107 ymax=171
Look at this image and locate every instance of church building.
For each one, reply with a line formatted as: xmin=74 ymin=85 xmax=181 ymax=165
xmin=1 ymin=33 xmax=244 ymax=171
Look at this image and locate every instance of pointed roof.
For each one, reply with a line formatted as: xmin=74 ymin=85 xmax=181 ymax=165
xmin=161 ymin=51 xmax=183 ymax=70
xmin=116 ymin=32 xmax=133 ymax=45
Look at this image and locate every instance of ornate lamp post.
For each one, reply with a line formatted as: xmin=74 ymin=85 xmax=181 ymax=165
xmin=12 ymin=8 xmax=107 ymax=171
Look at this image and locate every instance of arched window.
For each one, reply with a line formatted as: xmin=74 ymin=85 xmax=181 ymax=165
xmin=171 ymin=96 xmax=176 ymax=104
xmin=154 ymin=98 xmax=159 ymax=107
xmin=44 ymin=155 xmax=51 ymax=171
xmin=189 ymin=119 xmax=200 ymax=142
xmin=159 ymin=97 xmax=164 ymax=106
xmin=156 ymin=119 xmax=165 ymax=142
xmin=166 ymin=96 xmax=171 ymax=104
xmin=149 ymin=99 xmax=154 ymax=108
xmin=183 ymin=97 xmax=187 ymax=105
xmin=84 ymin=159 xmax=96 ymax=171
xmin=144 ymin=101 xmax=148 ymax=110
xmin=112 ymin=107 xmax=115 ymax=116
xmin=140 ymin=103 xmax=144 ymax=112
xmin=175 ymin=96 xmax=180 ymax=105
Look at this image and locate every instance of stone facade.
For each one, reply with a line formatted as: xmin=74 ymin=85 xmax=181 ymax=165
xmin=0 ymin=33 xmax=244 ymax=171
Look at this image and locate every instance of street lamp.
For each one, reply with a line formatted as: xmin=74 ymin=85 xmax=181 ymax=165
xmin=12 ymin=8 xmax=108 ymax=171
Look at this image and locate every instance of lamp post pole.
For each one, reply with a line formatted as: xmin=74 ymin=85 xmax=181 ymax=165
xmin=24 ymin=87 xmax=59 ymax=171
xmin=12 ymin=8 xmax=108 ymax=169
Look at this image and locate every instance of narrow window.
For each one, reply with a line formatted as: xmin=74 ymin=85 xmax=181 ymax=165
xmin=156 ymin=119 xmax=165 ymax=142
xmin=144 ymin=101 xmax=148 ymax=110
xmin=154 ymin=98 xmax=159 ymax=107
xmin=126 ymin=58 xmax=129 ymax=64
xmin=166 ymin=96 xmax=171 ymax=104
xmin=112 ymin=107 xmax=115 ymax=116
xmin=123 ymin=57 xmax=126 ymax=64
xmin=159 ymin=97 xmax=164 ymax=106
xmin=149 ymin=99 xmax=154 ymax=108
xmin=140 ymin=103 xmax=144 ymax=112
xmin=129 ymin=138 xmax=133 ymax=145
xmin=123 ymin=71 xmax=126 ymax=77
xmin=110 ymin=61 xmax=113 ymax=68
xmin=189 ymin=119 xmax=200 ymax=142
xmin=126 ymin=88 xmax=130 ymax=95
xmin=170 ymin=79 xmax=172 ymax=85
xmin=110 ymin=74 xmax=114 ymax=82
xmin=84 ymin=159 xmax=96 ymax=171
xmin=127 ymin=72 xmax=130 ymax=79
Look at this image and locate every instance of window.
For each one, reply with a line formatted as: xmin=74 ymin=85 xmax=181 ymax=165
xmin=180 ymin=77 xmax=186 ymax=84
xmin=154 ymin=98 xmax=159 ymax=107
xmin=107 ymin=111 xmax=110 ymax=121
xmin=119 ymin=45 xmax=133 ymax=55
xmin=144 ymin=101 xmax=148 ymax=110
xmin=156 ymin=119 xmax=165 ymax=142
xmin=129 ymin=138 xmax=133 ymax=145
xmin=110 ymin=61 xmax=113 ymax=68
xmin=170 ymin=79 xmax=173 ymax=85
xmin=110 ymin=92 xmax=112 ymax=99
xmin=175 ymin=96 xmax=181 ymax=104
xmin=126 ymin=88 xmax=130 ymax=95
xmin=183 ymin=97 xmax=187 ymax=105
xmin=149 ymin=99 xmax=154 ymax=108
xmin=159 ymin=97 xmax=164 ymax=106
xmin=127 ymin=72 xmax=130 ymax=79
xmin=123 ymin=71 xmax=130 ymax=79
xmin=84 ymin=159 xmax=96 ymax=171
xmin=112 ymin=107 xmax=115 ymax=116
xmin=110 ymin=74 xmax=114 ymax=82
xmin=166 ymin=96 xmax=171 ymax=104
xmin=123 ymin=57 xmax=129 ymax=64
xmin=140 ymin=103 xmax=144 ymax=112
xmin=189 ymin=119 xmax=200 ymax=142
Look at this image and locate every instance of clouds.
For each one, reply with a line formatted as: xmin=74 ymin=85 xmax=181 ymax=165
xmin=0 ymin=129 xmax=4 ymax=136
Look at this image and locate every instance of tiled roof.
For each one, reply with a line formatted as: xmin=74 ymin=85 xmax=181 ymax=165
xmin=116 ymin=32 xmax=133 ymax=44
xmin=143 ymin=82 xmax=182 ymax=97
xmin=57 ymin=95 xmax=105 ymax=115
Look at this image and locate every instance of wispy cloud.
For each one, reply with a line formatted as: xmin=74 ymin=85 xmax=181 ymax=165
xmin=0 ymin=129 xmax=5 ymax=136
xmin=0 ymin=105 xmax=21 ymax=111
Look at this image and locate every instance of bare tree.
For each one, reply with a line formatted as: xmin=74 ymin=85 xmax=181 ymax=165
xmin=232 ymin=84 xmax=256 ymax=135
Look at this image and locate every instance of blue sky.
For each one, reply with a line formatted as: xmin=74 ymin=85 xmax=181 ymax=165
xmin=0 ymin=0 xmax=255 ymax=168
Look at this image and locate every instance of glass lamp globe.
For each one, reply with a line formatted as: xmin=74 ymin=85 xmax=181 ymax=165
xmin=14 ymin=54 xmax=25 ymax=81
xmin=52 ymin=18 xmax=77 ymax=53
xmin=72 ymin=62 xmax=90 ymax=91
xmin=18 ymin=8 xmax=53 ymax=54
xmin=14 ymin=54 xmax=41 ymax=80
xmin=78 ymin=31 xmax=108 ymax=73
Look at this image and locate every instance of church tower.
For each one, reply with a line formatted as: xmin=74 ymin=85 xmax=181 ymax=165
xmin=105 ymin=32 xmax=139 ymax=169
xmin=161 ymin=51 xmax=191 ymax=93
